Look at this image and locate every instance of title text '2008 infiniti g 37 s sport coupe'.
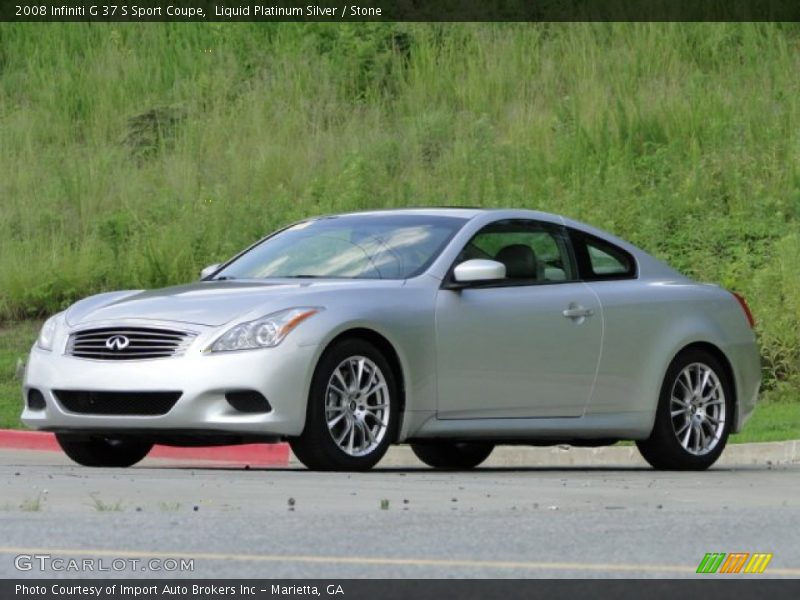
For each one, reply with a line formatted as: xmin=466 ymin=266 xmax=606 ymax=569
xmin=22 ymin=209 xmax=760 ymax=471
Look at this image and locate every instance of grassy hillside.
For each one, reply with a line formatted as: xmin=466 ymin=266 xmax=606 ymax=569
xmin=0 ymin=23 xmax=798 ymax=401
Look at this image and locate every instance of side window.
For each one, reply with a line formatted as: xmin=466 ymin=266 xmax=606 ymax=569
xmin=571 ymin=230 xmax=636 ymax=280
xmin=456 ymin=220 xmax=576 ymax=283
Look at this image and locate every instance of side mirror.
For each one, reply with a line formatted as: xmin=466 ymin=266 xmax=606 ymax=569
xmin=200 ymin=263 xmax=222 ymax=280
xmin=452 ymin=259 xmax=506 ymax=284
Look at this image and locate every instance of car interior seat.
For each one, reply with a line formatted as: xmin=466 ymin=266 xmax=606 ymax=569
xmin=495 ymin=244 xmax=542 ymax=280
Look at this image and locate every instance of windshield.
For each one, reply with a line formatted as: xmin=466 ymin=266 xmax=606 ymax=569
xmin=213 ymin=214 xmax=466 ymax=280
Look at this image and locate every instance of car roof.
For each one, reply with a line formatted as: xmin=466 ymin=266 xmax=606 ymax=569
xmin=333 ymin=207 xmax=565 ymax=221
xmin=333 ymin=207 xmax=486 ymax=219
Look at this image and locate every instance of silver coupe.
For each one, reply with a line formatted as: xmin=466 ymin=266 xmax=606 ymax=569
xmin=22 ymin=209 xmax=760 ymax=471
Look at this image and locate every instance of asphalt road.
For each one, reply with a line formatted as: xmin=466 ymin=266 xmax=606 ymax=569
xmin=1 ymin=448 xmax=798 ymax=579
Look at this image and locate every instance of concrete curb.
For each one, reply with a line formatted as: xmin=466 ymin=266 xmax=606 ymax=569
xmin=3 ymin=429 xmax=797 ymax=468
xmin=364 ymin=440 xmax=800 ymax=468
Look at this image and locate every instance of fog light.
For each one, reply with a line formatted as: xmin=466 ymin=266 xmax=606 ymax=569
xmin=225 ymin=390 xmax=271 ymax=414
xmin=27 ymin=389 xmax=46 ymax=410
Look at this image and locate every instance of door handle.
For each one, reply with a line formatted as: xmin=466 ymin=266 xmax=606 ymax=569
xmin=562 ymin=305 xmax=594 ymax=319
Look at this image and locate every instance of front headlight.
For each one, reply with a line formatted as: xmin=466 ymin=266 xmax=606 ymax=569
xmin=208 ymin=307 xmax=322 ymax=353
xmin=37 ymin=313 xmax=63 ymax=351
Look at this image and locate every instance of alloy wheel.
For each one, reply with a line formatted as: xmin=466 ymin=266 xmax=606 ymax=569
xmin=669 ymin=362 xmax=726 ymax=456
xmin=324 ymin=355 xmax=390 ymax=457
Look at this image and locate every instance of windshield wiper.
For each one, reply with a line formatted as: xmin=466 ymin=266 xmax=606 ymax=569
xmin=213 ymin=276 xmax=238 ymax=281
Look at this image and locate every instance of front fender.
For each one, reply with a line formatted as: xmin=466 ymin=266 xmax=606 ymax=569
xmin=294 ymin=291 xmax=439 ymax=441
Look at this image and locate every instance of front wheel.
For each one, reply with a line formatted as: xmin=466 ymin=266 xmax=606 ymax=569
xmin=55 ymin=434 xmax=152 ymax=467
xmin=290 ymin=338 xmax=398 ymax=471
xmin=637 ymin=349 xmax=733 ymax=471
xmin=411 ymin=442 xmax=494 ymax=470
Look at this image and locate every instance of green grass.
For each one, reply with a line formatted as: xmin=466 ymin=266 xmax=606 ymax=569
xmin=1 ymin=319 xmax=796 ymax=441
xmin=0 ymin=321 xmax=38 ymax=428
xmin=89 ymin=493 xmax=125 ymax=512
xmin=730 ymin=400 xmax=800 ymax=444
xmin=19 ymin=494 xmax=44 ymax=512
xmin=0 ymin=23 xmax=797 ymax=412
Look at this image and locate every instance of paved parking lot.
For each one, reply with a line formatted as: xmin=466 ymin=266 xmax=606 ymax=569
xmin=1 ymin=448 xmax=798 ymax=578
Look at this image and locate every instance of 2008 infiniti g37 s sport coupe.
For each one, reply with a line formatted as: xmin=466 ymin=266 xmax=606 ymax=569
xmin=22 ymin=209 xmax=760 ymax=471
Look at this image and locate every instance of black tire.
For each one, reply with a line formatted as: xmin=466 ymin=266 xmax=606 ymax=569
xmin=411 ymin=441 xmax=494 ymax=470
xmin=290 ymin=338 xmax=399 ymax=471
xmin=636 ymin=348 xmax=733 ymax=471
xmin=55 ymin=434 xmax=152 ymax=468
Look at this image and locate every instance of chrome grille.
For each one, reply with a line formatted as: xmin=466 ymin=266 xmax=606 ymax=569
xmin=66 ymin=326 xmax=197 ymax=360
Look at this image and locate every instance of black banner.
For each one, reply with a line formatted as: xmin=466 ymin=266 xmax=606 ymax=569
xmin=4 ymin=580 xmax=800 ymax=600
xmin=3 ymin=0 xmax=800 ymax=22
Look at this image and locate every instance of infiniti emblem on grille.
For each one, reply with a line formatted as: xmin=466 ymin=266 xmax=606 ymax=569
xmin=105 ymin=335 xmax=130 ymax=351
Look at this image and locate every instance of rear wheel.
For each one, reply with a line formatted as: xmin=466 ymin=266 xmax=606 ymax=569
xmin=55 ymin=434 xmax=152 ymax=468
xmin=290 ymin=338 xmax=398 ymax=471
xmin=637 ymin=349 xmax=733 ymax=471
xmin=411 ymin=441 xmax=494 ymax=469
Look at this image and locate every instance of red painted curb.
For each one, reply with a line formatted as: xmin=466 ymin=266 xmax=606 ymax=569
xmin=149 ymin=443 xmax=289 ymax=465
xmin=0 ymin=429 xmax=60 ymax=452
xmin=0 ymin=429 xmax=290 ymax=466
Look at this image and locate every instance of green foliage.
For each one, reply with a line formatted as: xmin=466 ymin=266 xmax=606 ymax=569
xmin=0 ymin=321 xmax=38 ymax=428
xmin=730 ymin=394 xmax=800 ymax=444
xmin=0 ymin=23 xmax=798 ymax=396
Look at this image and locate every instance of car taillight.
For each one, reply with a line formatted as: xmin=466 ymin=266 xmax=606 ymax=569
xmin=731 ymin=292 xmax=755 ymax=328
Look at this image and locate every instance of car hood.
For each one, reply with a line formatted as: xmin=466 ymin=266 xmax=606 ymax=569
xmin=65 ymin=279 xmax=405 ymax=328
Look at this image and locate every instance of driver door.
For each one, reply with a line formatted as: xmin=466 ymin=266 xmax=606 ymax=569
xmin=435 ymin=219 xmax=602 ymax=419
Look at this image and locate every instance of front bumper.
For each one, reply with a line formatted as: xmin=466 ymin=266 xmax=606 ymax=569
xmin=21 ymin=341 xmax=318 ymax=438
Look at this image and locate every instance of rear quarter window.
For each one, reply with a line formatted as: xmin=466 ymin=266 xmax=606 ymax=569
xmin=570 ymin=230 xmax=637 ymax=280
